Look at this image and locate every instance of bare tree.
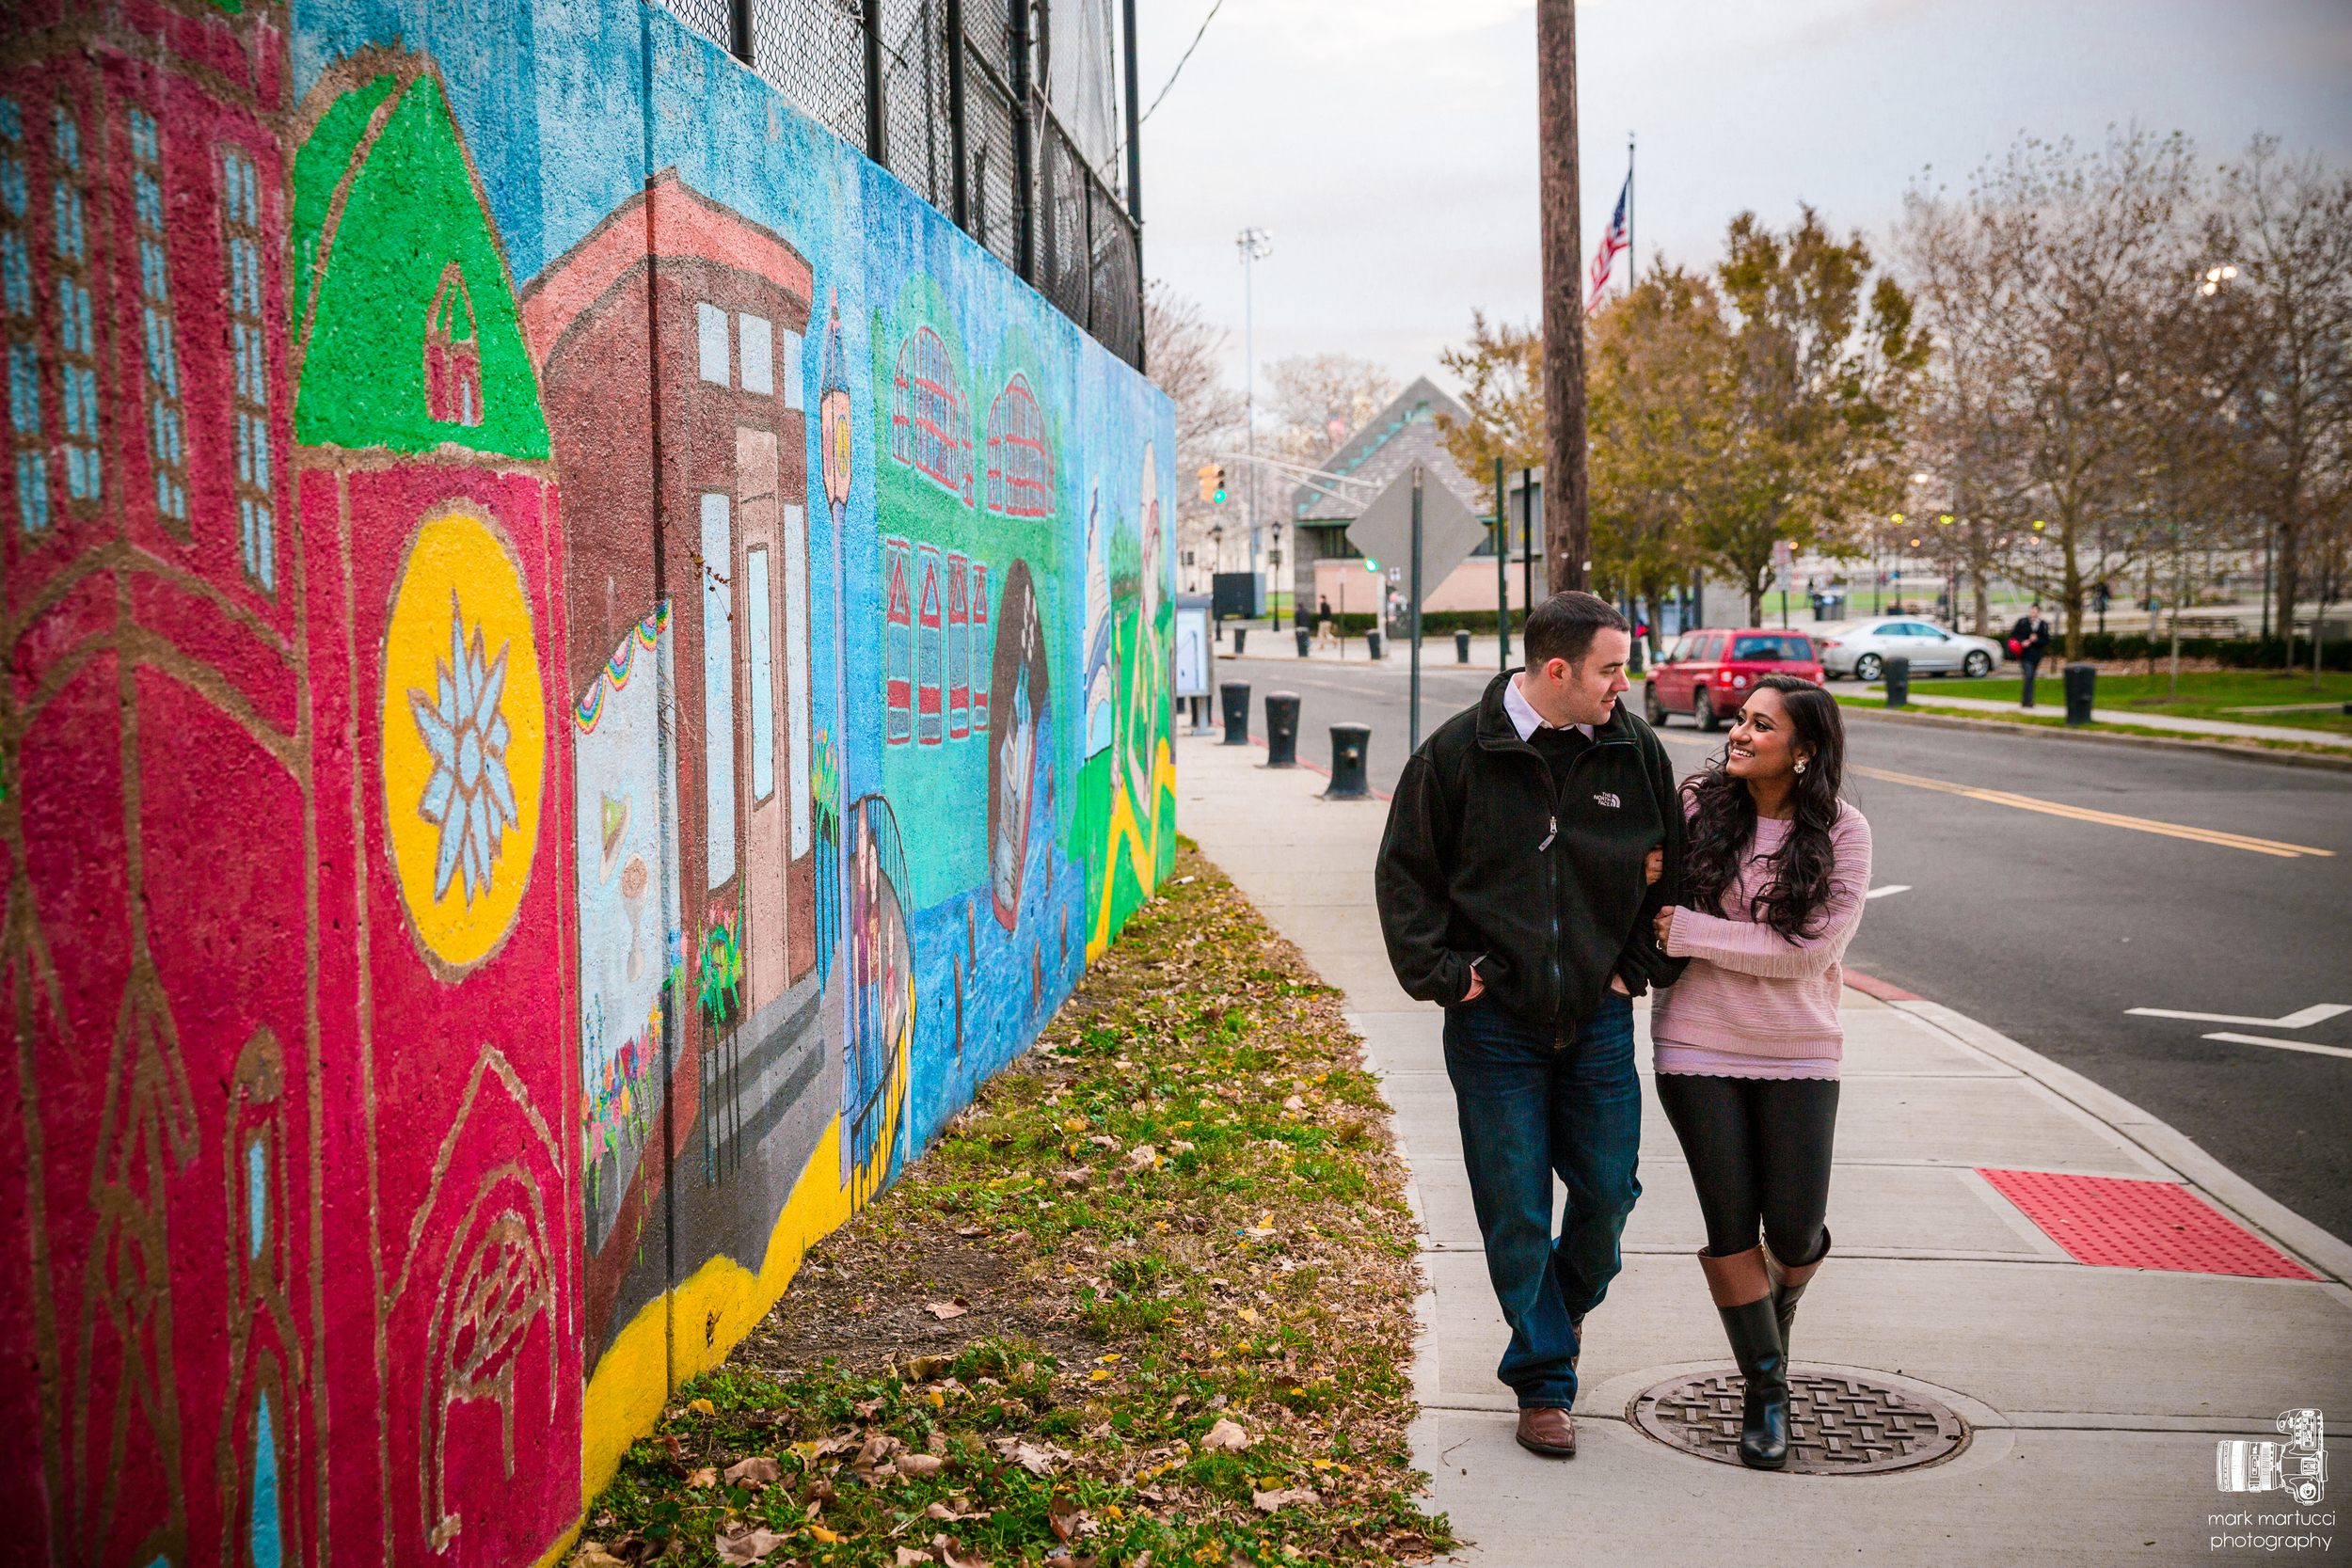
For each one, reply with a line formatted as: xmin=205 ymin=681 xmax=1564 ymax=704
xmin=1262 ymin=353 xmax=1398 ymax=467
xmin=2208 ymin=138 xmax=2352 ymax=658
xmin=1144 ymin=281 xmax=1244 ymax=585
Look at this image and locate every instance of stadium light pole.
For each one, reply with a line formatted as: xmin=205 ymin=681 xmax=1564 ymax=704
xmin=1237 ymin=227 xmax=1274 ymax=621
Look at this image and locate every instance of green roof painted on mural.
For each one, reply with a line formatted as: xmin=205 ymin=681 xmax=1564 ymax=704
xmin=292 ymin=71 xmax=548 ymax=459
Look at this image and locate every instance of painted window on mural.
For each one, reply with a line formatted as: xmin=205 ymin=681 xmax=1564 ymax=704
xmin=53 ymin=104 xmax=98 ymax=511
xmin=0 ymin=100 xmax=47 ymax=536
xmin=915 ymin=543 xmax=944 ymax=746
xmin=946 ymin=551 xmax=970 ymax=739
xmin=129 ymin=111 xmax=186 ymax=531
xmin=969 ymin=561 xmax=992 ymax=715
xmin=779 ymin=327 xmax=804 ymax=411
xmin=783 ymin=502 xmax=812 ymax=856
xmin=697 ymin=301 xmax=728 ymax=386
xmin=985 ymin=372 xmax=1052 ymax=517
xmin=739 ymin=312 xmax=772 ymax=396
xmin=884 ymin=536 xmax=913 ymax=746
xmin=424 ymin=261 xmax=484 ymax=426
xmin=890 ymin=325 xmax=970 ymax=501
xmin=702 ymin=492 xmax=737 ymax=886
xmin=221 ymin=149 xmax=274 ymax=590
xmin=747 ymin=545 xmax=775 ymax=803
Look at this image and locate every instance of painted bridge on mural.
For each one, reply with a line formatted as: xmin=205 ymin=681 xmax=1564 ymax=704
xmin=0 ymin=0 xmax=1173 ymax=1561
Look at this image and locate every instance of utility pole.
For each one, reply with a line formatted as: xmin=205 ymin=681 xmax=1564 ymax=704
xmin=1410 ymin=467 xmax=1424 ymax=749
xmin=1237 ymin=228 xmax=1274 ymax=620
xmin=1537 ymin=0 xmax=1589 ymax=594
xmin=1494 ymin=456 xmax=1511 ymax=669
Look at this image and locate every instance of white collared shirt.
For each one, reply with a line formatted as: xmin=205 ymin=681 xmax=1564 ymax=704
xmin=1505 ymin=673 xmax=1596 ymax=743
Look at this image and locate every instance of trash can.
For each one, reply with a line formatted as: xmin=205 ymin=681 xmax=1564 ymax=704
xmin=1367 ymin=630 xmax=1384 ymax=661
xmin=2063 ymin=663 xmax=2097 ymax=727
xmin=1232 ymin=627 xmax=1248 ymax=656
xmin=1454 ymin=628 xmax=1471 ymax=664
xmin=1324 ymin=723 xmax=1372 ymax=800
xmin=1885 ymin=656 xmax=1910 ymax=710
xmin=1219 ymin=681 xmax=1250 ymax=745
xmin=1295 ymin=627 xmax=1311 ymax=657
xmin=1264 ymin=692 xmax=1300 ymax=767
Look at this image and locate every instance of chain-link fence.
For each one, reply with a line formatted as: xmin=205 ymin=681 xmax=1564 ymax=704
xmin=660 ymin=0 xmax=1143 ymax=371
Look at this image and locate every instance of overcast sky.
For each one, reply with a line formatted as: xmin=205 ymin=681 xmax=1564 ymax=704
xmin=1128 ymin=0 xmax=2352 ymax=401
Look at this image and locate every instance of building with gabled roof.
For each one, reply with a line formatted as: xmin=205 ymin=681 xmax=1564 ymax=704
xmin=1285 ymin=374 xmax=1484 ymax=617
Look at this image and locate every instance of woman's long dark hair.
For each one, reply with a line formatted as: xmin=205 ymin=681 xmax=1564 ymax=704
xmin=1680 ymin=674 xmax=1847 ymax=940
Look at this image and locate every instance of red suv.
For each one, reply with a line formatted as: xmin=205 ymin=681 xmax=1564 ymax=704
xmin=1644 ymin=628 xmax=1825 ymax=731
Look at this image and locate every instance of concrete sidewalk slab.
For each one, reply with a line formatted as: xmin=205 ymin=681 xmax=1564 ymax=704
xmin=1178 ymin=727 xmax=2352 ymax=1564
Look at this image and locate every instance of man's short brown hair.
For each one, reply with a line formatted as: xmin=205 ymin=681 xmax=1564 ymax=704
xmin=1524 ymin=590 xmax=1630 ymax=671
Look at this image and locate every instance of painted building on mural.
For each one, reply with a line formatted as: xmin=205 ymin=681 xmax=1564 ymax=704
xmin=0 ymin=0 xmax=1175 ymax=1560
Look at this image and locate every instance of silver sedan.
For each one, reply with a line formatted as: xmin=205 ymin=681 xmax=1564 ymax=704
xmin=1815 ymin=618 xmax=2006 ymax=681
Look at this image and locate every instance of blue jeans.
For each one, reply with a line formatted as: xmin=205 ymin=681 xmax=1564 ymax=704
xmin=1442 ymin=990 xmax=1640 ymax=1408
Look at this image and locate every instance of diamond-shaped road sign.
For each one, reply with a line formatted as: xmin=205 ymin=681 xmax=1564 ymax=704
xmin=1345 ymin=467 xmax=1489 ymax=604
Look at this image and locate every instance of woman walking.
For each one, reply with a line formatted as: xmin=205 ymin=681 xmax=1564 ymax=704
xmin=1650 ymin=674 xmax=1870 ymax=1470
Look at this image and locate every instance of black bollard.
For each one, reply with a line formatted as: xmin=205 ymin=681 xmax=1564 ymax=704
xmin=1220 ymin=681 xmax=1250 ymax=745
xmin=2063 ymin=663 xmax=2097 ymax=727
xmin=1232 ymin=626 xmax=1248 ymax=656
xmin=1264 ymin=692 xmax=1300 ymax=767
xmin=1885 ymin=656 xmax=1910 ymax=709
xmin=1324 ymin=723 xmax=1372 ymax=800
xmin=1454 ymin=628 xmax=1471 ymax=664
xmin=1367 ymin=630 xmax=1384 ymax=661
xmin=1295 ymin=627 xmax=1311 ymax=657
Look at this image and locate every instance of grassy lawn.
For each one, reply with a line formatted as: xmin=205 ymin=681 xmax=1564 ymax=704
xmin=1889 ymin=670 xmax=2352 ymax=735
xmin=574 ymin=840 xmax=1447 ymax=1568
xmin=1832 ymin=692 xmax=2350 ymax=755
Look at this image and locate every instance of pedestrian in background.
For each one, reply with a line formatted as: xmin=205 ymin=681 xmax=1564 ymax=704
xmin=1375 ymin=591 xmax=1684 ymax=1459
xmin=1650 ymin=674 xmax=1869 ymax=1470
xmin=2009 ymin=603 xmax=2053 ymax=706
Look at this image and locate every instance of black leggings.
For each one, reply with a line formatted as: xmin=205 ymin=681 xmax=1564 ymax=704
xmin=1654 ymin=1074 xmax=1838 ymax=1263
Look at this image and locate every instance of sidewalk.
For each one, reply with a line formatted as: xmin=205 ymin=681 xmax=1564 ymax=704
xmin=1858 ymin=685 xmax=2352 ymax=750
xmin=1177 ymin=730 xmax=2352 ymax=1565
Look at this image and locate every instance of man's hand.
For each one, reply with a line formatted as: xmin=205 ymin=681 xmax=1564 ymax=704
xmin=1463 ymin=968 xmax=1486 ymax=1002
xmin=1644 ymin=845 xmax=1663 ymax=886
xmin=1609 ymin=974 xmax=1630 ymax=995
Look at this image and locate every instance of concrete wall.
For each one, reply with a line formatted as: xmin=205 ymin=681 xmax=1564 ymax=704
xmin=0 ymin=3 xmax=1176 ymax=1562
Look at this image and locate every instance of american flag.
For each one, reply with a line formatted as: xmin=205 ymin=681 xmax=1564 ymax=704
xmin=1586 ymin=174 xmax=1630 ymax=313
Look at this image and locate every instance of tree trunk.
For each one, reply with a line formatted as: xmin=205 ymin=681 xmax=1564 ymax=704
xmin=1536 ymin=0 xmax=1588 ymax=595
xmin=2276 ymin=515 xmax=2302 ymax=672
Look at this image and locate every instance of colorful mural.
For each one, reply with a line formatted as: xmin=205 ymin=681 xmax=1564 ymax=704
xmin=0 ymin=0 xmax=1176 ymax=1561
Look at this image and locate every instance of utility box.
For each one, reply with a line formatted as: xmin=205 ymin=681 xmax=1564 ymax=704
xmin=1212 ymin=572 xmax=1263 ymax=621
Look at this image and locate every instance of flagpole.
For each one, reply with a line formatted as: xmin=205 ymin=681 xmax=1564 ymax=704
xmin=1627 ymin=131 xmax=1635 ymax=296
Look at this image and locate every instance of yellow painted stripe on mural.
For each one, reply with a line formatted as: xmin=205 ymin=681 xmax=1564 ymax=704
xmin=1850 ymin=765 xmax=2333 ymax=858
xmin=1090 ymin=738 xmax=1179 ymax=960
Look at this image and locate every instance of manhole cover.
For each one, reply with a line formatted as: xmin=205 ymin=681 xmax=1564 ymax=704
xmin=1629 ymin=1370 xmax=1969 ymax=1475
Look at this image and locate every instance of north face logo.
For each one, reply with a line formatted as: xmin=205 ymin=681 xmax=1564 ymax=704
xmin=1593 ymin=791 xmax=1621 ymax=809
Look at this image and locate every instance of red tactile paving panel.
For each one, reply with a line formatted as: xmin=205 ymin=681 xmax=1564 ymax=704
xmin=1978 ymin=1169 xmax=2317 ymax=1279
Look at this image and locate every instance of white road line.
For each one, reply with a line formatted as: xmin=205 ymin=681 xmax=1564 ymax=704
xmin=1866 ymin=884 xmax=1913 ymax=900
xmin=2202 ymin=1032 xmax=2352 ymax=1061
xmin=2129 ymin=1004 xmax=2351 ymax=1029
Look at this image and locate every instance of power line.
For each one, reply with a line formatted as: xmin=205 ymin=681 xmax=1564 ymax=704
xmin=1139 ymin=0 xmax=1227 ymax=124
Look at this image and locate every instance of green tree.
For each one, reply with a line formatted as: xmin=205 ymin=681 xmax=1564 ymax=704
xmin=1433 ymin=311 xmax=1544 ymax=518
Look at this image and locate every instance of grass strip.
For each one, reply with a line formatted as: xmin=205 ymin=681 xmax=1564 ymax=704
xmin=1832 ymin=694 xmax=2352 ymax=756
xmin=575 ymin=839 xmax=1449 ymax=1568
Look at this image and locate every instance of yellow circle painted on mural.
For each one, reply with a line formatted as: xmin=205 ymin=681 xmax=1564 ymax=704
xmin=381 ymin=508 xmax=546 ymax=973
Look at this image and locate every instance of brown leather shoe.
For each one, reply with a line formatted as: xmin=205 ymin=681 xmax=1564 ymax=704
xmin=1515 ymin=1406 xmax=1577 ymax=1457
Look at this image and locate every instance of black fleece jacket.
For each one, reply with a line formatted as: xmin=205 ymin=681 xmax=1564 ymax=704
xmin=1375 ymin=672 xmax=1687 ymax=1030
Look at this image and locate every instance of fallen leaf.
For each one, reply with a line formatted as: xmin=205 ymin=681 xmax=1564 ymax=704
xmin=685 ymin=1397 xmax=717 ymax=1417
xmin=1087 ymin=1133 xmax=1120 ymax=1149
xmin=954 ymin=1225 xmax=988 ymax=1238
xmin=1200 ymin=1418 xmax=1250 ymax=1451
xmin=685 ymin=1467 xmax=718 ymax=1489
xmin=1252 ymin=1487 xmax=1319 ymax=1513
xmin=714 ymin=1526 xmax=787 ymax=1563
xmin=903 ymin=1354 xmax=952 ymax=1382
xmin=1169 ymin=1141 xmax=1196 ymax=1155
xmin=1123 ymin=1144 xmax=1158 ymax=1171
xmin=1236 ymin=1307 xmax=1259 ymax=1324
xmin=809 ymin=1525 xmax=846 ymax=1544
xmin=571 ymin=1544 xmax=628 ymax=1568
xmin=992 ymin=1436 xmax=1072 ymax=1475
xmin=1282 ymin=1096 xmax=1306 ymax=1111
xmin=898 ymin=1452 xmax=946 ymax=1479
xmin=934 ymin=1536 xmax=990 ymax=1568
xmin=924 ymin=1300 xmax=969 ymax=1321
xmin=897 ymin=1550 xmax=934 ymax=1566
xmin=723 ymin=1455 xmax=781 ymax=1486
xmin=1057 ymin=1170 xmax=1090 ymax=1190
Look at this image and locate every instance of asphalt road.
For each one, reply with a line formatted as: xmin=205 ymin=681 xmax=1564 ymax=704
xmin=1213 ymin=648 xmax=2352 ymax=1241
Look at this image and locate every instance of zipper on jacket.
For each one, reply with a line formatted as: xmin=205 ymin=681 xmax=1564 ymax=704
xmin=1537 ymin=816 xmax=1557 ymax=851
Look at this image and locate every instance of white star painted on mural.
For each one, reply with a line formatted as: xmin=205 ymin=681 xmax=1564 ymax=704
xmin=408 ymin=590 xmax=518 ymax=903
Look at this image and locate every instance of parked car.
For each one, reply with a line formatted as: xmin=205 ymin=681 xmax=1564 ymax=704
xmin=1644 ymin=628 xmax=1825 ymax=731
xmin=1816 ymin=618 xmax=2004 ymax=681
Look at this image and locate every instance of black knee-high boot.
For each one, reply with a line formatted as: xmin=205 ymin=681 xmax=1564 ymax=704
xmin=1697 ymin=1247 xmax=1788 ymax=1470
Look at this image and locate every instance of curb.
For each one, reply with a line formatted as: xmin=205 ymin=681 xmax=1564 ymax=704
xmin=1843 ymin=971 xmax=2352 ymax=1286
xmin=1838 ymin=701 xmax=2352 ymax=772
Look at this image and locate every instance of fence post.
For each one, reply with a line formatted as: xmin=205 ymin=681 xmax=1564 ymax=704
xmin=863 ymin=0 xmax=887 ymax=164
xmin=946 ymin=0 xmax=969 ymax=229
xmin=730 ymin=0 xmax=753 ymax=64
xmin=1009 ymin=0 xmax=1035 ymax=282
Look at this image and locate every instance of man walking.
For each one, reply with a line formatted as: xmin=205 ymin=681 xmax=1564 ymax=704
xmin=1375 ymin=592 xmax=1683 ymax=1457
xmin=2009 ymin=602 xmax=2053 ymax=707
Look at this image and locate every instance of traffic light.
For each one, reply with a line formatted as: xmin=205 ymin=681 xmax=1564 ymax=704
xmin=1198 ymin=464 xmax=1228 ymax=504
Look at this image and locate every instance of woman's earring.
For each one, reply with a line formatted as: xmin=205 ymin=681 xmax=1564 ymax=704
xmin=1795 ymin=759 xmax=1808 ymax=774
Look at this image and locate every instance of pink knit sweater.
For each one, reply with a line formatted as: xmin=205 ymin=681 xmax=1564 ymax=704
xmin=1650 ymin=800 xmax=1872 ymax=1078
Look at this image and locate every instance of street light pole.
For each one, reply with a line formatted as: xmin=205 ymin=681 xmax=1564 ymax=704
xmin=1237 ymin=227 xmax=1274 ymax=620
